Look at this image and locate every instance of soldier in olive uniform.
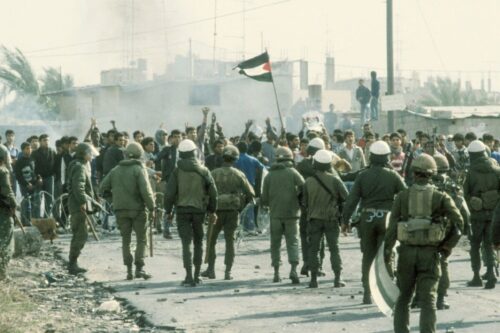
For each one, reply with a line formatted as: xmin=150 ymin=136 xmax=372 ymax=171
xmin=67 ymin=143 xmax=95 ymax=275
xmin=463 ymin=140 xmax=500 ymax=289
xmin=201 ymin=145 xmax=255 ymax=280
xmin=0 ymin=145 xmax=17 ymax=281
xmin=431 ymin=154 xmax=468 ymax=309
xmin=303 ymin=149 xmax=348 ymax=288
xmin=100 ymin=142 xmax=155 ymax=280
xmin=343 ymin=141 xmax=407 ymax=304
xmin=384 ymin=153 xmax=463 ymax=333
xmin=165 ymin=139 xmax=218 ymax=287
xmin=296 ymin=137 xmax=326 ymax=276
xmin=261 ymin=147 xmax=305 ymax=284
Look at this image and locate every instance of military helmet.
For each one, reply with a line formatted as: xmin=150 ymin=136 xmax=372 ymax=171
xmin=178 ymin=139 xmax=197 ymax=152
xmin=276 ymin=146 xmax=293 ymax=161
xmin=223 ymin=145 xmax=240 ymax=159
xmin=313 ymin=149 xmax=333 ymax=164
xmin=411 ymin=153 xmax=437 ymax=175
xmin=74 ymin=143 xmax=93 ymax=159
xmin=468 ymin=140 xmax=485 ymax=153
xmin=0 ymin=145 xmax=8 ymax=162
xmin=369 ymin=140 xmax=391 ymax=155
xmin=433 ymin=154 xmax=449 ymax=172
xmin=308 ymin=137 xmax=325 ymax=150
xmin=126 ymin=142 xmax=144 ymax=159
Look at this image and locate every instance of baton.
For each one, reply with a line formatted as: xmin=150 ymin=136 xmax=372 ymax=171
xmin=204 ymin=214 xmax=217 ymax=264
xmin=13 ymin=214 xmax=26 ymax=235
xmin=149 ymin=210 xmax=154 ymax=257
xmin=83 ymin=212 xmax=99 ymax=241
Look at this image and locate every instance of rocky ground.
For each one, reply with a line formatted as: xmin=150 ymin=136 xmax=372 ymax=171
xmin=0 ymin=243 xmax=156 ymax=333
xmin=2 ymin=222 xmax=499 ymax=333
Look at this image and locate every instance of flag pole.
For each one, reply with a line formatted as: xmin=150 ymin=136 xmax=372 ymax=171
xmin=267 ymin=50 xmax=285 ymax=130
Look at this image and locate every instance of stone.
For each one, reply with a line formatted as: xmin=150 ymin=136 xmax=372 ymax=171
xmin=12 ymin=226 xmax=43 ymax=258
xmin=97 ymin=300 xmax=121 ymax=313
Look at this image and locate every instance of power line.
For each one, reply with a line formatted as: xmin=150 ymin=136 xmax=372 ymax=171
xmin=416 ymin=0 xmax=447 ymax=72
xmin=24 ymin=0 xmax=292 ymax=55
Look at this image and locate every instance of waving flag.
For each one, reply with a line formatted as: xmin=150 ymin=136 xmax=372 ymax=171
xmin=235 ymin=52 xmax=273 ymax=82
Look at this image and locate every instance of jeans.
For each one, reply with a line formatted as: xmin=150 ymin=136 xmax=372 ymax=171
xmin=20 ymin=188 xmax=34 ymax=226
xmin=360 ymin=103 xmax=370 ymax=123
xmin=370 ymin=97 xmax=379 ymax=121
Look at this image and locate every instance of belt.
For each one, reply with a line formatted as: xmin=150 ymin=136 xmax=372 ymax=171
xmin=362 ymin=209 xmax=390 ymax=223
xmin=362 ymin=208 xmax=390 ymax=213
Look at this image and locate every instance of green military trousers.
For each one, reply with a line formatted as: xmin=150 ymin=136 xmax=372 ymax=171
xmin=359 ymin=211 xmax=389 ymax=294
xmin=177 ymin=213 xmax=205 ymax=269
xmin=270 ymin=218 xmax=299 ymax=267
xmin=116 ymin=210 xmax=148 ymax=267
xmin=437 ymin=256 xmax=449 ymax=296
xmin=469 ymin=215 xmax=495 ymax=273
xmin=0 ymin=211 xmax=13 ymax=278
xmin=69 ymin=211 xmax=88 ymax=261
xmin=206 ymin=210 xmax=239 ymax=270
xmin=394 ymin=245 xmax=441 ymax=333
xmin=307 ymin=218 xmax=342 ymax=275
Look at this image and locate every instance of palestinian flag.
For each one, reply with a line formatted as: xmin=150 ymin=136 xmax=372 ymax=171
xmin=235 ymin=52 xmax=273 ymax=82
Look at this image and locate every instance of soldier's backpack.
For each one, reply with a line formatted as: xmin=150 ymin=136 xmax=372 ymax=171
xmin=397 ymin=185 xmax=445 ymax=246
xmin=212 ymin=168 xmax=242 ymax=211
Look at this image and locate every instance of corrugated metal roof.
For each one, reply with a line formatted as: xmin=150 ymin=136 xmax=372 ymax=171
xmin=420 ymin=106 xmax=500 ymax=119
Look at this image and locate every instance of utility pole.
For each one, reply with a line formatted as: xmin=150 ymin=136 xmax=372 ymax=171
xmin=387 ymin=0 xmax=394 ymax=95
xmin=387 ymin=0 xmax=395 ymax=132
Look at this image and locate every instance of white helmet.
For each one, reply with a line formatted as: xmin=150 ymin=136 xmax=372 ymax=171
xmin=178 ymin=139 xmax=197 ymax=152
xmin=369 ymin=140 xmax=391 ymax=155
xmin=468 ymin=140 xmax=486 ymax=153
xmin=313 ymin=149 xmax=333 ymax=164
xmin=308 ymin=137 xmax=325 ymax=150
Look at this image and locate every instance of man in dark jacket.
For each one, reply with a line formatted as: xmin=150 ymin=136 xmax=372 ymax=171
xmin=343 ymin=140 xmax=407 ymax=304
xmin=165 ymin=139 xmax=218 ymax=287
xmin=14 ymin=142 xmax=37 ymax=226
xmin=356 ymin=79 xmax=371 ymax=124
xmin=370 ymin=71 xmax=380 ymax=121
xmin=31 ymin=134 xmax=56 ymax=218
xmin=103 ymin=132 xmax=125 ymax=176
xmin=463 ymin=140 xmax=500 ymax=289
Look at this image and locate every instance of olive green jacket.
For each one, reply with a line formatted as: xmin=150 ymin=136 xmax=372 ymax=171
xmin=343 ymin=165 xmax=406 ymax=223
xmin=0 ymin=165 xmax=16 ymax=214
xmin=211 ymin=165 xmax=255 ymax=212
xmin=303 ymin=171 xmax=348 ymax=221
xmin=67 ymin=159 xmax=94 ymax=214
xmin=261 ymin=161 xmax=305 ymax=219
xmin=100 ymin=159 xmax=155 ymax=212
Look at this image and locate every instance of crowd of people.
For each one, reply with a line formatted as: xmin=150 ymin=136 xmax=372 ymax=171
xmin=1 ymin=106 xmax=500 ymax=333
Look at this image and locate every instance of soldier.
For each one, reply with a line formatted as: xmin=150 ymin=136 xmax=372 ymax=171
xmin=384 ymin=153 xmax=463 ymax=333
xmin=0 ymin=145 xmax=17 ymax=281
xmin=464 ymin=140 xmax=500 ymax=289
xmin=100 ymin=142 xmax=155 ymax=280
xmin=343 ymin=140 xmax=406 ymax=304
xmin=202 ymin=145 xmax=255 ymax=280
xmin=165 ymin=139 xmax=218 ymax=287
xmin=429 ymin=154 xmax=468 ymax=309
xmin=296 ymin=137 xmax=326 ymax=276
xmin=261 ymin=147 xmax=305 ymax=284
xmin=303 ymin=149 xmax=348 ymax=288
xmin=66 ymin=143 xmax=95 ymax=275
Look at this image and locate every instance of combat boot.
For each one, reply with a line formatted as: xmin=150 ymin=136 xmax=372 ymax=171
xmin=135 ymin=265 xmax=152 ymax=280
xmin=224 ymin=265 xmax=233 ymax=280
xmin=334 ymin=274 xmax=346 ymax=288
xmin=273 ymin=266 xmax=281 ymax=283
xmin=68 ymin=259 xmax=87 ymax=275
xmin=200 ymin=264 xmax=216 ymax=279
xmin=182 ymin=266 xmax=195 ymax=287
xmin=309 ymin=271 xmax=318 ymax=288
xmin=300 ymin=264 xmax=309 ymax=277
xmin=363 ymin=292 xmax=372 ymax=305
xmin=289 ymin=263 xmax=300 ymax=284
xmin=194 ymin=265 xmax=202 ymax=285
xmin=317 ymin=264 xmax=326 ymax=277
xmin=484 ymin=266 xmax=497 ymax=290
xmin=436 ymin=294 xmax=450 ymax=310
xmin=126 ymin=264 xmax=133 ymax=280
xmin=467 ymin=271 xmax=483 ymax=287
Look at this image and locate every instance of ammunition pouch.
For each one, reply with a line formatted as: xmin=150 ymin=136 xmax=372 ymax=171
xmin=397 ymin=218 xmax=445 ymax=246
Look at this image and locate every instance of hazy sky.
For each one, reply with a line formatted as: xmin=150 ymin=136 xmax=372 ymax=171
xmin=1 ymin=0 xmax=499 ymax=89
